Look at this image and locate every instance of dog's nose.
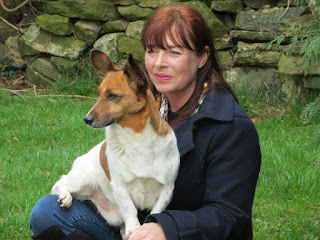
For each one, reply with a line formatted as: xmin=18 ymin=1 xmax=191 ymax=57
xmin=84 ymin=114 xmax=94 ymax=125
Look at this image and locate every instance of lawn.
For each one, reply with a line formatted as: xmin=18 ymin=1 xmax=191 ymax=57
xmin=0 ymin=90 xmax=319 ymax=239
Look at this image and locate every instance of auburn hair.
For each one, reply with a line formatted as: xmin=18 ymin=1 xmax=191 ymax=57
xmin=142 ymin=5 xmax=238 ymax=126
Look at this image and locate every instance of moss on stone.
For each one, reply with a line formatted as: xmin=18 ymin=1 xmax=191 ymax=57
xmin=36 ymin=14 xmax=73 ymax=36
xmin=118 ymin=5 xmax=153 ymax=21
xmin=118 ymin=37 xmax=144 ymax=62
xmin=22 ymin=24 xmax=86 ymax=59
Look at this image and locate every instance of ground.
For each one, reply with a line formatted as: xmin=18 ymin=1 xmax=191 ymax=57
xmin=0 ymin=73 xmax=31 ymax=89
xmin=0 ymin=73 xmax=47 ymax=95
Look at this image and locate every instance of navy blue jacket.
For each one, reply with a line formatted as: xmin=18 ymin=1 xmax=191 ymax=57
xmin=145 ymin=87 xmax=261 ymax=239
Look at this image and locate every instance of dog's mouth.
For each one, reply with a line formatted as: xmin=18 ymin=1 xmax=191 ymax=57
xmin=89 ymin=119 xmax=115 ymax=128
xmin=84 ymin=115 xmax=116 ymax=128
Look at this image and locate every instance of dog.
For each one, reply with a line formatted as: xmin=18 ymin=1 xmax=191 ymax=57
xmin=51 ymin=50 xmax=180 ymax=239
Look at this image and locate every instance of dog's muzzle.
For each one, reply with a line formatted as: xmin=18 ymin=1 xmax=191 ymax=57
xmin=84 ymin=114 xmax=115 ymax=128
xmin=84 ymin=114 xmax=94 ymax=126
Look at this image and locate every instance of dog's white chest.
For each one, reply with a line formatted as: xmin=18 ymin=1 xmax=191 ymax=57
xmin=105 ymin=119 xmax=178 ymax=183
xmin=126 ymin=178 xmax=162 ymax=210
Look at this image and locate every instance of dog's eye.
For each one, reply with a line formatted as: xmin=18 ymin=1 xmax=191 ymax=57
xmin=107 ymin=93 xmax=118 ymax=100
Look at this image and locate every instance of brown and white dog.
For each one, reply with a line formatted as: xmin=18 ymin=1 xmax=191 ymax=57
xmin=51 ymin=50 xmax=180 ymax=239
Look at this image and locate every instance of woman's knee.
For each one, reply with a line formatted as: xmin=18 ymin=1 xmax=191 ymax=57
xmin=30 ymin=195 xmax=60 ymax=233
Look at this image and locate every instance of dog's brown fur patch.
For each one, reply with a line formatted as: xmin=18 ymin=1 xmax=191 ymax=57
xmin=99 ymin=141 xmax=111 ymax=181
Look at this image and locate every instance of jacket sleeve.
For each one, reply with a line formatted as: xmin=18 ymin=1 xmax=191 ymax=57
xmin=145 ymin=116 xmax=261 ymax=240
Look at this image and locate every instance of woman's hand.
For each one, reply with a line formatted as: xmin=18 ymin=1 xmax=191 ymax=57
xmin=128 ymin=223 xmax=166 ymax=240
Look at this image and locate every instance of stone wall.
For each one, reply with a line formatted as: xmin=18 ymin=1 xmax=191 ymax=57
xmin=3 ymin=0 xmax=320 ymax=104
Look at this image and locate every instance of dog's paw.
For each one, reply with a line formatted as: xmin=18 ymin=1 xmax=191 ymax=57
xmin=58 ymin=190 xmax=72 ymax=209
xmin=125 ymin=222 xmax=140 ymax=239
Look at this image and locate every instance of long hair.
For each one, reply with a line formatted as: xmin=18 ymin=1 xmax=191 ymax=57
xmin=142 ymin=5 xmax=237 ymax=126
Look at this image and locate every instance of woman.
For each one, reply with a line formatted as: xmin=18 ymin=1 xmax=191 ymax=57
xmin=30 ymin=5 xmax=261 ymax=240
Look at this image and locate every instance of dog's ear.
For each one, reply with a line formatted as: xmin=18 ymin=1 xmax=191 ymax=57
xmin=124 ymin=54 xmax=148 ymax=94
xmin=90 ymin=49 xmax=120 ymax=79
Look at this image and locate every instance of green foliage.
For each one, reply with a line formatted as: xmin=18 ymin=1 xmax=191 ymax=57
xmin=0 ymin=54 xmax=10 ymax=72
xmin=271 ymin=20 xmax=320 ymax=69
xmin=297 ymin=20 xmax=320 ymax=69
xmin=293 ymin=0 xmax=307 ymax=6
xmin=269 ymin=0 xmax=320 ymax=70
xmin=0 ymin=54 xmax=22 ymax=77
xmin=301 ymin=95 xmax=320 ymax=124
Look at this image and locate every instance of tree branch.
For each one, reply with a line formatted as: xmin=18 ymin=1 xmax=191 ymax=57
xmin=0 ymin=16 xmax=24 ymax=32
xmin=0 ymin=0 xmax=29 ymax=13
xmin=278 ymin=0 xmax=291 ymax=22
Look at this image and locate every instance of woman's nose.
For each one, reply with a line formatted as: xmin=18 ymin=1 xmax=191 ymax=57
xmin=154 ymin=51 xmax=167 ymax=68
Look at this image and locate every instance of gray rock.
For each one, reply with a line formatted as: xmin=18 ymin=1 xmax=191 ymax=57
xmin=137 ymin=0 xmax=179 ymax=8
xmin=51 ymin=56 xmax=78 ymax=72
xmin=4 ymin=36 xmax=39 ymax=68
xmin=214 ymin=36 xmax=233 ymax=50
xmin=26 ymin=66 xmax=56 ymax=87
xmin=185 ymin=1 xmax=229 ymax=37
xmin=126 ymin=20 xmax=145 ymax=40
xmin=234 ymin=51 xmax=282 ymax=68
xmin=235 ymin=7 xmax=307 ymax=31
xmin=223 ymin=13 xmax=236 ymax=29
xmin=210 ymin=0 xmax=243 ymax=13
xmin=74 ymin=20 xmax=101 ymax=46
xmin=101 ymin=20 xmax=130 ymax=34
xmin=45 ymin=0 xmax=121 ymax=21
xmin=118 ymin=5 xmax=153 ymax=21
xmin=93 ymin=33 xmax=126 ymax=65
xmin=26 ymin=58 xmax=61 ymax=87
xmin=36 ymin=14 xmax=73 ymax=36
xmin=225 ymin=67 xmax=278 ymax=89
xmin=303 ymin=76 xmax=320 ymax=89
xmin=278 ymin=54 xmax=320 ymax=75
xmin=217 ymin=51 xmax=233 ymax=69
xmin=234 ymin=42 xmax=284 ymax=68
xmin=280 ymin=74 xmax=305 ymax=103
xmin=224 ymin=67 xmax=284 ymax=104
xmin=237 ymin=41 xmax=285 ymax=52
xmin=118 ymin=36 xmax=145 ymax=62
xmin=230 ymin=30 xmax=287 ymax=43
xmin=280 ymin=14 xmax=314 ymax=31
xmin=22 ymin=24 xmax=87 ymax=60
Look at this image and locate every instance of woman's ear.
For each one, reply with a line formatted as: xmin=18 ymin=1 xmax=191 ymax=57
xmin=199 ymin=46 xmax=210 ymax=69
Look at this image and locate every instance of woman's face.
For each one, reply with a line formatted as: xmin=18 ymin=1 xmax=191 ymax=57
xmin=145 ymin=35 xmax=207 ymax=100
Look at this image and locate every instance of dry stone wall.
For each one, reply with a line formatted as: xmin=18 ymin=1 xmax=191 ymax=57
xmin=3 ymin=0 xmax=320 ymax=105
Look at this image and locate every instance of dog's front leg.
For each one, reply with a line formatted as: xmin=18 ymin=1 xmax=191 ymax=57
xmin=51 ymin=176 xmax=73 ymax=208
xmin=151 ymin=184 xmax=175 ymax=214
xmin=110 ymin=181 xmax=140 ymax=239
xmin=51 ymin=167 xmax=94 ymax=209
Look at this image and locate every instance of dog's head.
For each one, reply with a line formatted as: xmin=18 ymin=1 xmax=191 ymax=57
xmin=84 ymin=50 xmax=149 ymax=128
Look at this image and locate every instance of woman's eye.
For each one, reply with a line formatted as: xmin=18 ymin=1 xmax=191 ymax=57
xmin=147 ymin=48 xmax=156 ymax=54
xmin=170 ymin=50 xmax=181 ymax=55
xmin=107 ymin=93 xmax=118 ymax=100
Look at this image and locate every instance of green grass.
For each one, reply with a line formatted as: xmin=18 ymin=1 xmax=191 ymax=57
xmin=0 ymin=91 xmax=104 ymax=239
xmin=252 ymin=114 xmax=320 ymax=239
xmin=0 ymin=90 xmax=319 ymax=239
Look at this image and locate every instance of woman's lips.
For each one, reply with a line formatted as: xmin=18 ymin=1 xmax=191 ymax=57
xmin=154 ymin=73 xmax=172 ymax=82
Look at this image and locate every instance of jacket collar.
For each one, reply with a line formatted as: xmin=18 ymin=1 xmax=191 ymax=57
xmin=173 ymin=87 xmax=234 ymax=157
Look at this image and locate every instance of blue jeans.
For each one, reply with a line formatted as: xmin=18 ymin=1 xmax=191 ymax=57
xmin=30 ymin=195 xmax=122 ymax=240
